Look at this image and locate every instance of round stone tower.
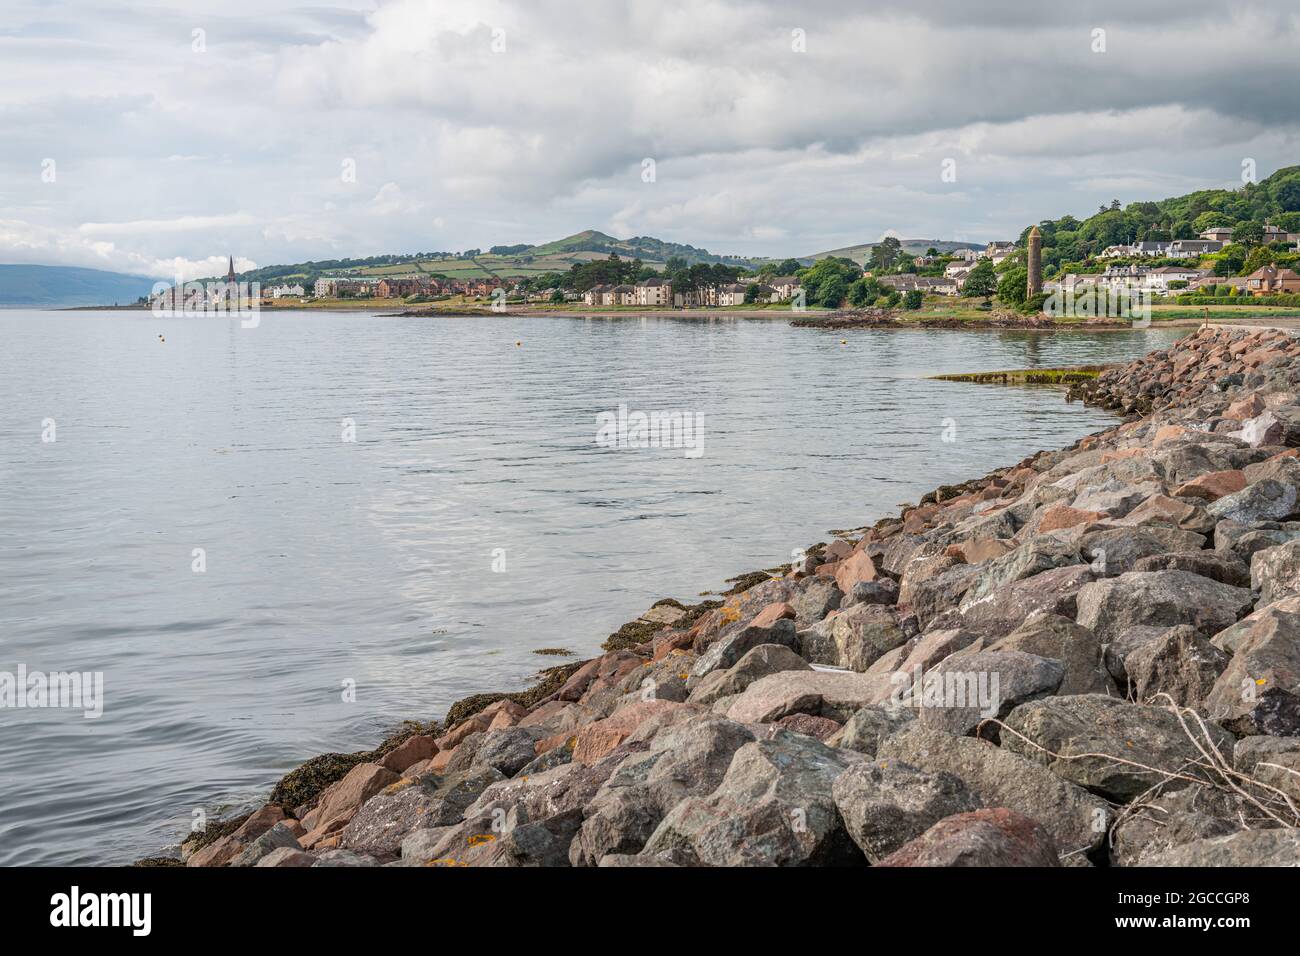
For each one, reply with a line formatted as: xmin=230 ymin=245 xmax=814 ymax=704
xmin=1027 ymin=225 xmax=1043 ymax=297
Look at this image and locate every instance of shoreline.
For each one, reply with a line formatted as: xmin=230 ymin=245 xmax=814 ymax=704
xmin=42 ymin=302 xmax=1293 ymax=331
xmin=151 ymin=325 xmax=1300 ymax=868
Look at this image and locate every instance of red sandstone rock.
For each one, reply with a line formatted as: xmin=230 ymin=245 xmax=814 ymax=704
xmin=876 ymin=808 xmax=1061 ymax=867
xmin=1038 ymin=505 xmax=1104 ymax=533
xmin=380 ymin=734 xmax=437 ymax=773
xmin=750 ymin=602 xmax=796 ymax=629
xmin=313 ymin=763 xmax=400 ymax=831
xmin=834 ymin=551 xmax=878 ymax=595
xmin=1173 ymin=469 xmax=1246 ymax=502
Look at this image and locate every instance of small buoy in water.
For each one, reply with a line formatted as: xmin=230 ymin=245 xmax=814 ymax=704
xmin=840 ymin=339 xmax=847 ymax=345
xmin=158 ymin=334 xmax=165 ymax=343
xmin=515 ymin=341 xmax=521 ymax=347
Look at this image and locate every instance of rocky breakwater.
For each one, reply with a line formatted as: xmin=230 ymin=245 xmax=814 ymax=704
xmin=175 ymin=326 xmax=1300 ymax=868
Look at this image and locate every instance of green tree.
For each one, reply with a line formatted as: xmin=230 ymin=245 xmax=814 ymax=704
xmin=1233 ymin=220 xmax=1265 ymax=246
xmin=868 ymin=237 xmax=903 ymax=272
xmin=963 ymin=261 xmax=997 ymax=301
xmin=997 ymin=265 xmax=1029 ymax=308
xmin=819 ymin=275 xmax=849 ymax=308
xmin=1241 ymin=245 xmax=1273 ymax=276
xmin=903 ymin=289 xmax=923 ymax=310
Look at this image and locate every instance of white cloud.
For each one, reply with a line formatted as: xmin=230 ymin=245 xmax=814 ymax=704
xmin=1 ymin=0 xmax=1298 ymax=273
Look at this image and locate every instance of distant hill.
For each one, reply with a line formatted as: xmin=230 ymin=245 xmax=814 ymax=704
xmin=205 ymin=231 xmax=763 ymax=286
xmin=0 ymin=264 xmax=156 ymax=308
xmin=804 ymin=239 xmax=985 ymax=266
xmin=524 ymin=230 xmax=757 ymax=267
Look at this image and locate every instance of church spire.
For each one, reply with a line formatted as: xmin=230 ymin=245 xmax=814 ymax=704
xmin=226 ymin=256 xmax=236 ymax=282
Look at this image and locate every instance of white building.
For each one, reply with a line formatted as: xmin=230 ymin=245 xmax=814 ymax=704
xmin=635 ymin=278 xmax=671 ymax=306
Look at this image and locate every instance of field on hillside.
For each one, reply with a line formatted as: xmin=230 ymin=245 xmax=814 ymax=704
xmin=344 ymin=250 xmax=668 ymax=280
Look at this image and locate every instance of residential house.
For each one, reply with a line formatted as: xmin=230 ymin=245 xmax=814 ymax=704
xmin=1100 ymin=244 xmax=1135 ymax=258
xmin=635 ymin=278 xmax=672 ymax=306
xmin=1131 ymin=241 xmax=1170 ymax=257
xmin=1263 ymin=224 xmax=1300 ymax=245
xmin=943 ymin=260 xmax=973 ymax=279
xmin=714 ymin=283 xmax=750 ymax=306
xmin=1168 ymin=239 xmax=1224 ymax=257
xmin=768 ymin=276 xmax=802 ymax=301
xmin=983 ymin=241 xmax=1016 ymax=262
xmin=1200 ymin=227 xmax=1234 ymax=242
xmin=1143 ymin=266 xmax=1205 ymax=293
xmin=948 ymin=248 xmax=979 ymax=262
xmin=611 ymin=284 xmax=637 ymax=305
xmin=1245 ymin=264 xmax=1300 ymax=296
xmin=583 ymin=284 xmax=609 ymax=306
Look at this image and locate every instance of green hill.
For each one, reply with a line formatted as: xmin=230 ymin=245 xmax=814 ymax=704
xmin=0 ymin=264 xmax=157 ymax=307
xmin=805 ymin=239 xmax=984 ymax=267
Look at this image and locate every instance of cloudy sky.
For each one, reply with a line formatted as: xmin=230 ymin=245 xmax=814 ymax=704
xmin=3 ymin=0 xmax=1299 ymax=279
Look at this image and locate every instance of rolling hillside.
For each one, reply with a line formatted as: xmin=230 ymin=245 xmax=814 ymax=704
xmin=211 ymin=231 xmax=765 ymax=285
xmin=805 ymin=239 xmax=985 ymax=266
xmin=0 ymin=264 xmax=156 ymax=307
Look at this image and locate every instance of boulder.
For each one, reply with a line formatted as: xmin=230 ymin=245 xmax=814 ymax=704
xmin=1208 ymin=478 xmax=1298 ymax=524
xmin=1002 ymin=694 xmax=1235 ymax=802
xmin=834 ymin=551 xmax=879 ymax=595
xmin=690 ymin=618 xmax=798 ymax=679
xmin=909 ymin=650 xmax=1064 ymax=738
xmin=960 ymin=564 xmax=1095 ymax=633
xmin=825 ymin=703 xmax=917 ymax=757
xmin=640 ymin=732 xmax=865 ymax=866
xmin=471 ymin=727 xmax=548 ymax=777
xmin=1173 ymin=470 xmax=1247 ymax=501
xmin=831 ymin=759 xmax=981 ymax=862
xmin=903 ymin=563 xmax=983 ymax=628
xmin=791 ymin=578 xmax=843 ymax=627
xmin=230 ymin=823 xmax=301 ymax=867
xmin=1074 ymin=570 xmax=1252 ymax=642
xmin=569 ymin=717 xmax=757 ymax=866
xmin=379 ymin=735 xmax=437 ymax=774
xmin=313 ymin=763 xmax=401 ymax=832
xmin=841 ymin=579 xmax=899 ymax=608
xmin=987 ymin=614 xmax=1110 ymax=695
xmin=339 ymin=764 xmax=506 ymax=859
xmin=1137 ymin=828 xmax=1300 ymax=866
xmin=1233 ymin=735 xmax=1300 ymax=804
xmin=875 ymin=808 xmax=1061 ymax=867
xmin=1110 ymin=786 xmax=1247 ymax=867
xmin=827 ymin=603 xmax=910 ymax=671
xmin=255 ymin=847 xmax=317 ymax=868
xmin=1204 ymin=596 xmax=1300 ymax=735
xmin=687 ymin=643 xmax=810 ymax=707
xmin=961 ymin=537 xmax=1080 ymax=608
xmin=878 ymin=723 xmax=1111 ymax=857
xmin=725 ymin=670 xmax=897 ymax=724
xmin=1123 ymin=625 xmax=1230 ymax=709
xmin=1131 ymin=550 xmax=1250 ymax=588
xmin=1251 ymin=539 xmax=1300 ymax=604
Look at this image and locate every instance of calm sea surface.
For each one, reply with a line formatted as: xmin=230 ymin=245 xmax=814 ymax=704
xmin=0 ymin=310 xmax=1185 ymax=865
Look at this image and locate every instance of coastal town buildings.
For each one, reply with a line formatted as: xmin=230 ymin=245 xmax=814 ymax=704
xmin=1245 ymin=264 xmax=1300 ymax=295
xmin=635 ymin=278 xmax=671 ymax=306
